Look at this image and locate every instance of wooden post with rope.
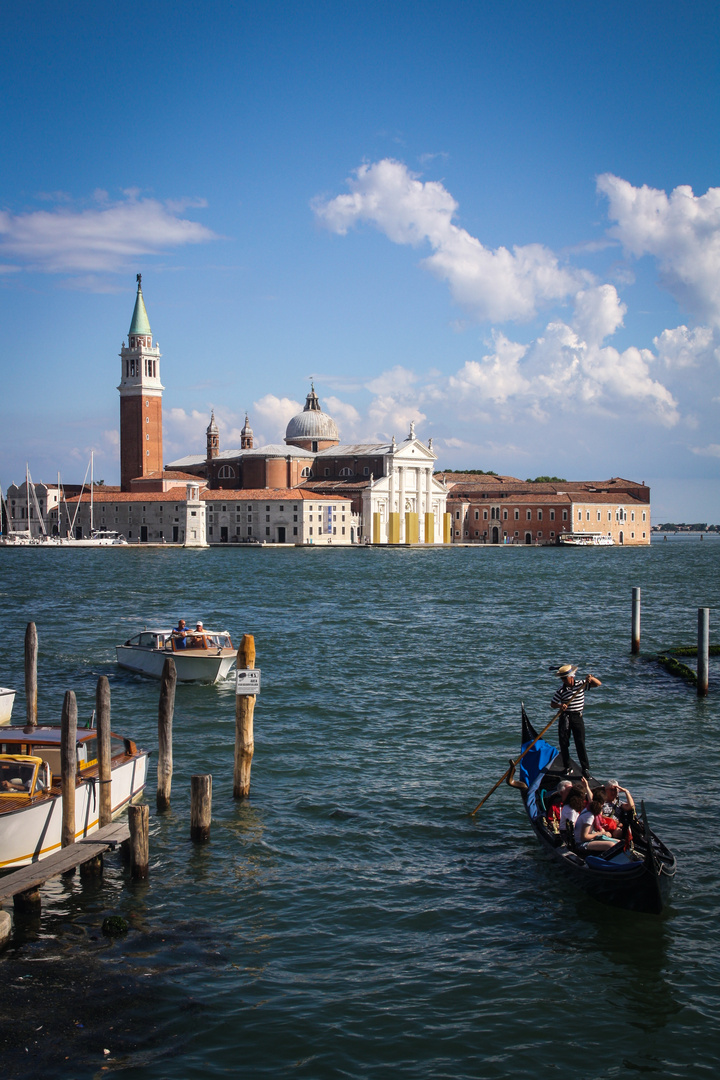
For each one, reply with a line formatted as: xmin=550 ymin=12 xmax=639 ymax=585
xmin=60 ymin=690 xmax=77 ymax=848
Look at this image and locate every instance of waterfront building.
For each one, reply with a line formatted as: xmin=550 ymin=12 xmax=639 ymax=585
xmin=443 ymin=475 xmax=651 ymax=545
xmin=167 ymin=391 xmax=450 ymax=543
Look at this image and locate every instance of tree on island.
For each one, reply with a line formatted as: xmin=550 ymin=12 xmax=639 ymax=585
xmin=525 ymin=476 xmax=567 ymax=483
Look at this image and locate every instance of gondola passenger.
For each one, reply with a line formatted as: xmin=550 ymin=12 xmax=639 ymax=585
xmin=575 ymin=794 xmax=617 ymax=852
xmin=592 ymin=787 xmax=623 ymax=837
xmin=545 ymin=779 xmax=572 ymax=829
xmin=602 ymin=780 xmax=635 ymax=823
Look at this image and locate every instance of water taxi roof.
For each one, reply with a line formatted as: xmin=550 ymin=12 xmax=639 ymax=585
xmin=1 ymin=727 xmax=106 ymax=745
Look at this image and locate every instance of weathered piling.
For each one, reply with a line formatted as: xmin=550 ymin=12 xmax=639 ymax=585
xmin=631 ymin=587 xmax=641 ymax=655
xmin=698 ymin=607 xmax=710 ymax=697
xmin=157 ymin=657 xmax=176 ymax=810
xmin=96 ymin=676 xmax=113 ymax=827
xmin=60 ymin=690 xmax=77 ymax=848
xmin=24 ymin=622 xmax=38 ymax=730
xmin=128 ymin=803 xmax=149 ymax=878
xmin=234 ymin=634 xmax=256 ymax=799
xmin=190 ymin=775 xmax=212 ymax=842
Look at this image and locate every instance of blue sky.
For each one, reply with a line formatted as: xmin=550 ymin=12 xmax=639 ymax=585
xmin=1 ymin=1 xmax=719 ymax=521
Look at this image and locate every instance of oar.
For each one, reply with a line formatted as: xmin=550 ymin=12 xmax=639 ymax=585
xmin=469 ymin=686 xmax=583 ymax=816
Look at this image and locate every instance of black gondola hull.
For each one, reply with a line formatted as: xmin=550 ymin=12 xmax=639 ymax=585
xmin=517 ymin=707 xmax=676 ymax=915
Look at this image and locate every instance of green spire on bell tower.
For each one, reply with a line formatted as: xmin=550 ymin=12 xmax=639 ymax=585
xmin=129 ymin=273 xmax=152 ymax=337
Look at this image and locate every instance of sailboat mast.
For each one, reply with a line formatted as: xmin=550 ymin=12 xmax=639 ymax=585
xmin=26 ymin=463 xmax=30 ymax=538
xmin=90 ymin=450 xmax=94 ymax=534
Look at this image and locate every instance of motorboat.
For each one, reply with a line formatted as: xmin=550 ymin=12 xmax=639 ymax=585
xmin=0 ymin=724 xmax=148 ymax=869
xmin=558 ymin=532 xmax=615 ymax=546
xmin=0 ymin=688 xmax=15 ymax=726
xmin=117 ymin=628 xmax=236 ymax=684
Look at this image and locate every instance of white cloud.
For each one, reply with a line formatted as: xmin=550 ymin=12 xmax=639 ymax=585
xmin=252 ymin=394 xmax=303 ymax=443
xmin=315 ymin=159 xmax=583 ymax=322
xmin=446 ymin=287 xmax=679 ymax=426
xmin=598 ymin=174 xmax=720 ymax=325
xmin=653 ymin=324 xmax=718 ymax=369
xmin=0 ymin=192 xmax=218 ymax=277
xmin=691 ymin=444 xmax=720 ymax=458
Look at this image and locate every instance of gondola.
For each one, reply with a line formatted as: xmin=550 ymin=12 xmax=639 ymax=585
xmin=515 ymin=706 xmax=676 ymax=914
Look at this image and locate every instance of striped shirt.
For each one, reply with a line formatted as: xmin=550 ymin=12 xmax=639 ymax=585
xmin=552 ymin=677 xmax=589 ymax=713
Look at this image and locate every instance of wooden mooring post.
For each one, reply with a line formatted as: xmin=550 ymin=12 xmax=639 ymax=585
xmin=190 ymin=775 xmax=212 ymax=841
xmin=24 ymin=622 xmax=38 ymax=730
xmin=128 ymin=804 xmax=149 ymax=878
xmin=96 ymin=676 xmax=113 ymax=827
xmin=157 ymin=657 xmax=176 ymax=810
xmin=60 ymin=691 xmax=77 ymax=849
xmin=234 ymin=634 xmax=256 ymax=799
xmin=631 ymin=587 xmax=641 ymax=655
xmin=698 ymin=607 xmax=710 ymax=697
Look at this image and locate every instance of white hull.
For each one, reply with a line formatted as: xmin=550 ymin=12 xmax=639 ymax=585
xmin=117 ymin=645 xmax=236 ymax=684
xmin=0 ymin=753 xmax=149 ymax=869
xmin=0 ymin=688 xmax=15 ymax=726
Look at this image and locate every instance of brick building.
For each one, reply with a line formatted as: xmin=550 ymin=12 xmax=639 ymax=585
xmin=443 ymin=475 xmax=651 ymax=545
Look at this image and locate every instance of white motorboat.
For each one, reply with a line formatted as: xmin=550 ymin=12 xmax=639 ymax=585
xmin=0 ymin=688 xmax=15 ymax=726
xmin=0 ymin=725 xmax=148 ymax=869
xmin=558 ymin=532 xmax=615 ymax=547
xmin=117 ymin=628 xmax=236 ymax=684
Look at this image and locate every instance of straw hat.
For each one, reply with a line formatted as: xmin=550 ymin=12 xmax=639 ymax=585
xmin=556 ymin=664 xmax=578 ymax=678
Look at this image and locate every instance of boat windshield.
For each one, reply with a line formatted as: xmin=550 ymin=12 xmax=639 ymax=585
xmin=0 ymin=756 xmax=41 ymax=797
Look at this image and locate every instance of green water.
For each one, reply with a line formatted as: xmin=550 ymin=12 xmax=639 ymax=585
xmin=0 ymin=537 xmax=718 ymax=1078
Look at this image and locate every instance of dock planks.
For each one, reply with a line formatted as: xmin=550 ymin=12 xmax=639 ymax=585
xmin=0 ymin=821 xmax=130 ymax=902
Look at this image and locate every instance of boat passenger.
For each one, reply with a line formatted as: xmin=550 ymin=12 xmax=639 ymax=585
xmin=545 ymin=779 xmax=573 ymax=828
xmin=173 ymin=619 xmax=188 ymax=649
xmin=559 ymin=789 xmax=585 ymax=839
xmin=1 ymin=765 xmax=35 ymax=792
xmin=189 ymin=620 xmax=207 ymax=647
xmin=575 ymin=795 xmax=617 ymax=853
xmin=592 ymin=787 xmax=622 ymax=837
xmin=602 ymin=780 xmax=635 ymax=824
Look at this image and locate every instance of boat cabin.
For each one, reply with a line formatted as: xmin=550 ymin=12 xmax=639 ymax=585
xmin=124 ymin=629 xmax=233 ymax=652
xmin=0 ymin=728 xmax=136 ymax=794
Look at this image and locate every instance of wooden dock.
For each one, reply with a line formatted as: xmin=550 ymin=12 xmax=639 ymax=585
xmin=0 ymin=821 xmax=130 ymax=906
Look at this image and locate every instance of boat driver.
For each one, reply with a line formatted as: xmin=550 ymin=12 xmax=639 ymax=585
xmin=173 ymin=619 xmax=188 ymax=648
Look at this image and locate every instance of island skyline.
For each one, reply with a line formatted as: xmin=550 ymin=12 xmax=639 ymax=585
xmin=0 ymin=2 xmax=718 ymax=523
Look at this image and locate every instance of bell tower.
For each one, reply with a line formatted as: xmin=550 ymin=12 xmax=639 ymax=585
xmin=118 ymin=275 xmax=164 ymax=491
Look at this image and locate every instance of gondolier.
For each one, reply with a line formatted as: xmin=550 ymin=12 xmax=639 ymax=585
xmin=551 ymin=664 xmax=602 ymax=778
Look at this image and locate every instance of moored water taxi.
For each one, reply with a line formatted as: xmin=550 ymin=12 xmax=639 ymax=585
xmin=0 ymin=687 xmax=15 ymax=726
xmin=116 ymin=627 xmax=236 ymax=683
xmin=0 ymin=725 xmax=149 ymax=869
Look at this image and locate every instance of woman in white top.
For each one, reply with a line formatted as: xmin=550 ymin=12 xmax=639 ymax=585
xmin=575 ymin=794 xmax=617 ymax=853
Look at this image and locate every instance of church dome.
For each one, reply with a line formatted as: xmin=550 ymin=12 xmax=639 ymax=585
xmin=285 ymin=386 xmax=339 ymax=446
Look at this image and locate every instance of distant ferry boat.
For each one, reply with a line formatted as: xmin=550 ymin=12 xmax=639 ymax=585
xmin=558 ymin=532 xmax=615 ymax=547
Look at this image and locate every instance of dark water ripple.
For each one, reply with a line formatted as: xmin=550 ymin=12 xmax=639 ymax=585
xmin=0 ymin=537 xmax=718 ymax=1078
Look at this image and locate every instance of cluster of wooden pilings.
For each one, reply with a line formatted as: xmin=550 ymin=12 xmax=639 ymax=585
xmin=631 ymin=589 xmax=712 ymax=696
xmin=1 ymin=626 xmax=258 ymax=925
xmin=156 ymin=633 xmax=257 ymax=844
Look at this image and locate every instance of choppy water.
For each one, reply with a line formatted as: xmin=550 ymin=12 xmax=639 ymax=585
xmin=0 ymin=536 xmax=718 ymax=1079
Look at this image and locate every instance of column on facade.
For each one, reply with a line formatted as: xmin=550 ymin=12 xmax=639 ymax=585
xmin=399 ymin=465 xmax=405 ymax=542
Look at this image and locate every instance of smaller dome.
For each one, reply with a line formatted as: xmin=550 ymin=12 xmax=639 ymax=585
xmin=285 ymin=386 xmax=339 ymax=444
xmin=241 ymin=413 xmax=253 ymax=437
xmin=206 ymin=410 xmax=218 ymax=434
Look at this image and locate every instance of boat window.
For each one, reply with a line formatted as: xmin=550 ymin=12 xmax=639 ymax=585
xmin=81 ymin=737 xmax=98 ymax=768
xmin=34 ymin=747 xmax=61 ymax=776
xmin=138 ymin=632 xmax=156 ymax=647
xmin=111 ymin=736 xmax=127 ymax=758
xmin=0 ymin=759 xmax=37 ymax=796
